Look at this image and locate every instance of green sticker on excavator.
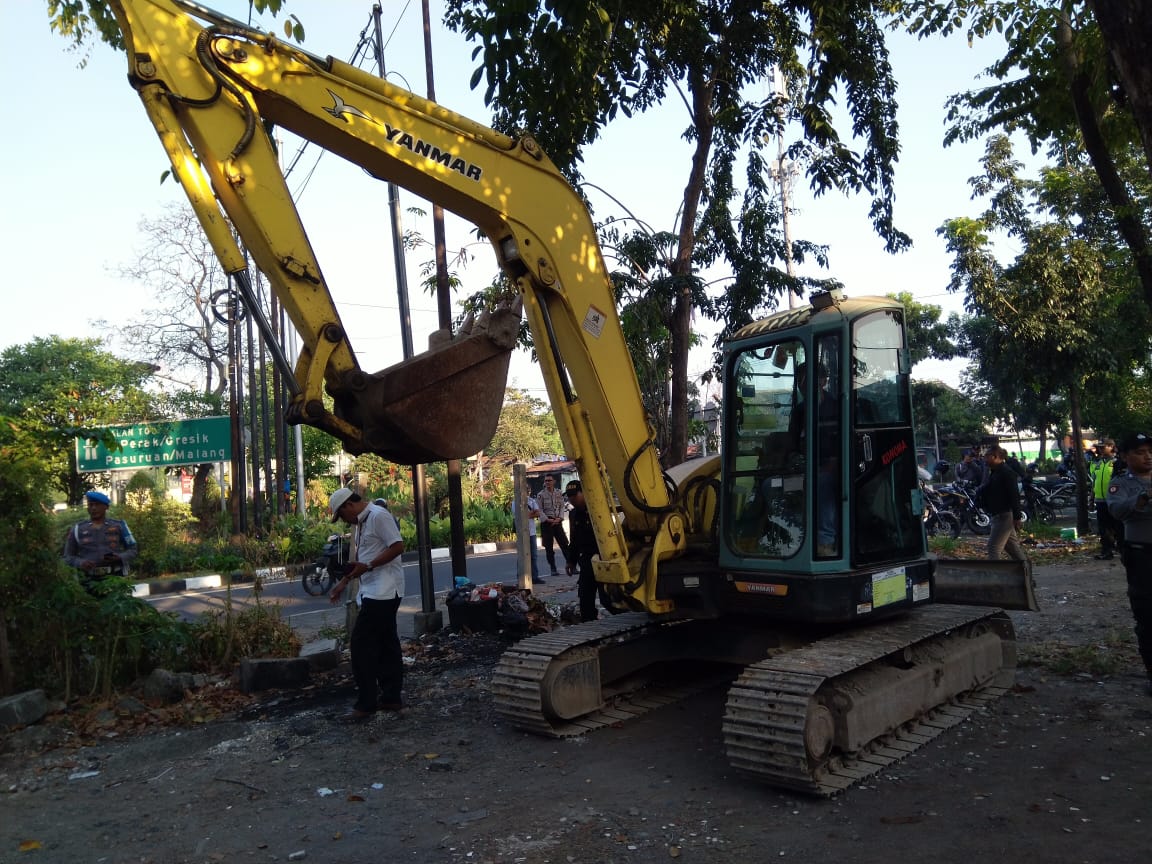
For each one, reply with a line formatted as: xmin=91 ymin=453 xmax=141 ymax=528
xmin=872 ymin=567 xmax=906 ymax=608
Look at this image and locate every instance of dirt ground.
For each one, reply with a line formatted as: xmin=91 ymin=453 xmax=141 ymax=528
xmin=2 ymin=553 xmax=1150 ymax=864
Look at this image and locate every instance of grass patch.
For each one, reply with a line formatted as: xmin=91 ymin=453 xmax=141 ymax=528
xmin=1019 ymin=629 xmax=1138 ymax=676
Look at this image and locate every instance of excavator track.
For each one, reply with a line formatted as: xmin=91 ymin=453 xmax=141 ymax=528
xmin=723 ymin=604 xmax=1015 ymax=795
xmin=493 ymin=613 xmax=736 ymax=737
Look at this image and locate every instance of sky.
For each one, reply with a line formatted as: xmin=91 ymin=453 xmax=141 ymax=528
xmin=0 ymin=1 xmax=1020 ymax=401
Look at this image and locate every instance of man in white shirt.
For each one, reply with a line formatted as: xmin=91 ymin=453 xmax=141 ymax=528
xmin=328 ymin=488 xmax=406 ymax=722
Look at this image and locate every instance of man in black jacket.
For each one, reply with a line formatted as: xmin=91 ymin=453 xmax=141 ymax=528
xmin=565 ymin=480 xmax=603 ymax=622
xmin=980 ymin=446 xmax=1027 ymax=561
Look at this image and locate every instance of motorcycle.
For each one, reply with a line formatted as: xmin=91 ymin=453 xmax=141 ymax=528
xmin=301 ymin=531 xmax=352 ymax=596
xmin=921 ymin=482 xmax=962 ymax=540
xmin=934 ymin=479 xmax=992 ymax=535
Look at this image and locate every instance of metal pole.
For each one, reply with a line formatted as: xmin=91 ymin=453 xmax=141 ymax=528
xmin=421 ymin=0 xmax=468 ymax=583
xmin=772 ymin=67 xmax=799 ymax=309
xmin=513 ymin=462 xmax=530 ymax=589
xmin=932 ymin=397 xmax=941 ymax=464
xmin=373 ymin=5 xmax=436 ymax=624
xmin=244 ymin=285 xmax=262 ymax=533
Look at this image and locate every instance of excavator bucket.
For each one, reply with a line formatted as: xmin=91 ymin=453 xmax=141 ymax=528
xmin=932 ymin=557 xmax=1039 ymax=611
xmin=329 ymin=305 xmax=520 ymax=464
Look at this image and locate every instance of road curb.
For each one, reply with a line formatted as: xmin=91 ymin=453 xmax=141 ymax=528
xmin=134 ymin=542 xmax=519 ymax=597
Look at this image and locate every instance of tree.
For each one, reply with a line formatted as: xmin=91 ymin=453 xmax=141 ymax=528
xmin=446 ymin=0 xmax=910 ymax=466
xmin=0 ymin=337 xmax=155 ymax=503
xmin=899 ymin=1 xmax=1152 ymax=314
xmin=938 ymin=135 xmax=1150 ymax=532
xmin=892 ymin=292 xmax=960 ymax=367
xmin=487 ymin=389 xmax=562 ymax=463
xmin=104 ymin=204 xmax=232 ymax=397
xmin=1087 ymin=0 xmax=1152 ymax=191
xmin=46 ymin=1 xmax=291 ymax=53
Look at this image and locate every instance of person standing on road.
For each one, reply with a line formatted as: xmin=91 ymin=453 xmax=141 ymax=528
xmin=1090 ymin=440 xmax=1123 ymax=560
xmin=327 ymin=489 xmax=406 ymax=722
xmin=62 ymin=490 xmax=138 ymax=596
xmin=511 ymin=481 xmax=545 ymax=585
xmin=565 ymin=480 xmax=603 ymax=622
xmin=536 ymin=474 xmax=570 ymax=578
xmin=1106 ymin=431 xmax=1152 ymax=697
xmin=980 ymin=446 xmax=1027 ymax=562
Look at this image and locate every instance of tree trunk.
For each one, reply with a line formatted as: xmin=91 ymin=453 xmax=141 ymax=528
xmin=189 ymin=462 xmax=217 ymax=535
xmin=1082 ymin=1 xmax=1152 ymax=313
xmin=669 ymin=73 xmax=715 ymax=467
xmin=1089 ymin=0 xmax=1152 ymax=178
xmin=0 ymin=606 xmax=12 ymax=696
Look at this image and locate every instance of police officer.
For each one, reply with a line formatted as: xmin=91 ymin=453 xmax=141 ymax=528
xmin=1106 ymin=431 xmax=1152 ymax=697
xmin=62 ymin=490 xmax=138 ymax=595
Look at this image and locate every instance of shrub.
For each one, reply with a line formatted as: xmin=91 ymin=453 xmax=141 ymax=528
xmin=188 ymin=594 xmax=300 ymax=671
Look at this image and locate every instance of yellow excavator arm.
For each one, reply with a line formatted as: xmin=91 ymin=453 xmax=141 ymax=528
xmin=108 ymin=0 xmax=699 ymax=613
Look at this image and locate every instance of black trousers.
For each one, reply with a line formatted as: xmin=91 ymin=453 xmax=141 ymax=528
xmin=350 ymin=595 xmax=403 ymax=711
xmin=1122 ymin=543 xmax=1152 ymax=680
xmin=1096 ymin=500 xmax=1123 ymax=556
xmin=540 ymin=520 xmax=570 ymax=571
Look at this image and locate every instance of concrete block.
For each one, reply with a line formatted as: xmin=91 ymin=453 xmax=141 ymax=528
xmin=299 ymin=638 xmax=341 ymax=672
xmin=0 ymin=689 xmax=48 ymax=729
xmin=239 ymin=657 xmax=311 ymax=694
xmin=131 ymin=582 xmax=151 ymax=598
xmin=412 ymin=609 xmax=444 ymax=636
xmin=183 ymin=574 xmax=222 ymax=590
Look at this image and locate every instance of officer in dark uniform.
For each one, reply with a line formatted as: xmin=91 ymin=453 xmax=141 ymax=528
xmin=1106 ymin=431 xmax=1152 ymax=697
xmin=62 ymin=490 xmax=138 ymax=595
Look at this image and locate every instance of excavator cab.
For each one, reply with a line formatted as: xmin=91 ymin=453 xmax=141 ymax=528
xmin=717 ymin=293 xmax=930 ymax=624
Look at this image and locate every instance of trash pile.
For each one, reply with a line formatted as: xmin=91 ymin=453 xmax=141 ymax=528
xmin=444 ymin=581 xmax=559 ymax=637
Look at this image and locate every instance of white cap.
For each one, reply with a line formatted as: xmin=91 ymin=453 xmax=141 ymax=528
xmin=329 ymin=487 xmax=355 ymax=522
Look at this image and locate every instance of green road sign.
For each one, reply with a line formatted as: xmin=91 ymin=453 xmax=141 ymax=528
xmin=76 ymin=416 xmax=232 ymax=472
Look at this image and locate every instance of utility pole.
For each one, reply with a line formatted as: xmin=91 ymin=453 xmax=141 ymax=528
xmin=421 ymin=0 xmax=469 ymax=585
xmin=372 ymin=4 xmax=440 ymax=634
xmin=771 ymin=67 xmax=799 ymax=309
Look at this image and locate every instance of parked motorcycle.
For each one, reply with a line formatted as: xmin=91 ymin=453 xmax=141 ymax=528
xmin=301 ymin=531 xmax=352 ymax=596
xmin=934 ymin=479 xmax=992 ymax=535
xmin=921 ymin=482 xmax=962 ymax=540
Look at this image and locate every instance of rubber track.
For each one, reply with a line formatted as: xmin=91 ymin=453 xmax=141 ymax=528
xmin=723 ymin=604 xmax=1012 ymax=795
xmin=492 ymin=613 xmax=731 ymax=737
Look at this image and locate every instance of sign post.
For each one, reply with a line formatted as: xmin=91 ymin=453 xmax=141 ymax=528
xmin=76 ymin=417 xmax=232 ymax=472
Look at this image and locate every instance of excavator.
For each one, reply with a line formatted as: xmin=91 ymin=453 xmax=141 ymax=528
xmin=104 ymin=0 xmax=1036 ymax=794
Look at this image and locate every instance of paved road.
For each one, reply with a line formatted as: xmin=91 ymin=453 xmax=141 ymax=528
xmin=145 ymin=549 xmax=530 ymax=636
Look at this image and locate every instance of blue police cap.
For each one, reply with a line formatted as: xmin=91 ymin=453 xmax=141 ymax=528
xmin=85 ymin=491 xmax=111 ymax=505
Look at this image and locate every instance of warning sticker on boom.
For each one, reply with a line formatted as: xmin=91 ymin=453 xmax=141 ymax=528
xmin=582 ymin=305 xmax=607 ymax=338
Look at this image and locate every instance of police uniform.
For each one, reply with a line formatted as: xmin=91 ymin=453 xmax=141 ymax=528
xmin=1106 ymin=432 xmax=1152 ymax=691
xmin=63 ymin=513 xmax=138 ymax=593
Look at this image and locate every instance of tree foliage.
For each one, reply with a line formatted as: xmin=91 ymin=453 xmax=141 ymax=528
xmin=446 ymin=0 xmax=911 ymax=465
xmin=892 ymin=291 xmax=960 ymax=366
xmin=0 ymin=337 xmax=156 ymax=504
xmin=939 ymin=134 xmax=1150 ymax=528
xmin=486 ymin=388 xmax=561 ymax=463
xmin=104 ymin=204 xmax=232 ymax=396
xmin=898 ymin=0 xmax=1152 ymax=314
xmin=46 ymin=0 xmax=289 ymax=53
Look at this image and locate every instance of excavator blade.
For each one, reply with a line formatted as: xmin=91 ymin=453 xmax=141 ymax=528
xmin=932 ymin=557 xmax=1038 ymax=611
xmin=331 ymin=305 xmax=520 ymax=463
